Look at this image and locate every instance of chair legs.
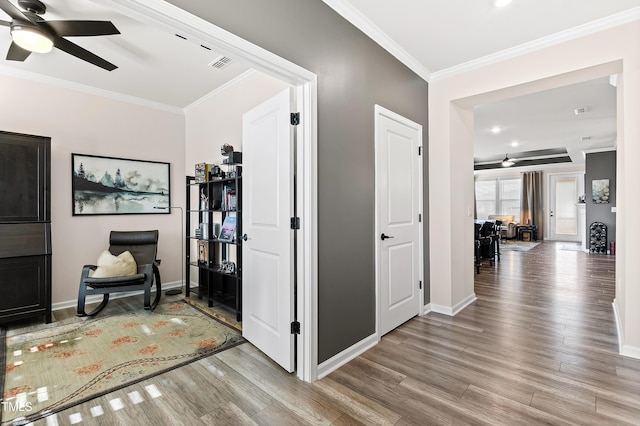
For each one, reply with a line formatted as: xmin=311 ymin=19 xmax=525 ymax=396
xmin=145 ymin=264 xmax=162 ymax=311
xmin=77 ymin=293 xmax=110 ymax=317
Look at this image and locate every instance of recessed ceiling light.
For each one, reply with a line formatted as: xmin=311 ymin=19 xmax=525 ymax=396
xmin=491 ymin=126 xmax=501 ymax=134
xmin=495 ymin=0 xmax=512 ymax=7
xmin=511 ymin=141 xmax=519 ymax=147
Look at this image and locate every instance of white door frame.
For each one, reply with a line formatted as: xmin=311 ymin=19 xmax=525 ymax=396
xmin=374 ymin=105 xmax=424 ymax=338
xmin=102 ymin=0 xmax=318 ymax=382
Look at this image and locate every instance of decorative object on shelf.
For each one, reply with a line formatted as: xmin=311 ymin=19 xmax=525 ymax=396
xmin=220 ymin=260 xmax=236 ymax=274
xmin=221 ymin=143 xmax=234 ymax=155
xmin=223 ymin=152 xmax=242 ymax=164
xmin=210 ymin=164 xmax=224 ymax=179
xmin=200 ymin=189 xmax=209 ymax=210
xmin=592 ymin=179 xmax=610 ymax=203
xmin=72 ymin=153 xmax=170 ymax=215
xmin=198 ymin=240 xmax=208 ymax=263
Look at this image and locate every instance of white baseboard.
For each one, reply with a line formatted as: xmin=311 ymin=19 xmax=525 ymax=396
xmin=52 ymin=280 xmax=183 ymax=311
xmin=430 ymin=293 xmax=477 ymax=316
xmin=422 ymin=303 xmax=432 ymax=315
xmin=612 ymin=298 xmax=640 ymax=360
xmin=316 ymin=333 xmax=378 ymax=380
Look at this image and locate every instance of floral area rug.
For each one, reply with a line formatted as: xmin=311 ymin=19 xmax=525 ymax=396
xmin=1 ymin=300 xmax=244 ymax=425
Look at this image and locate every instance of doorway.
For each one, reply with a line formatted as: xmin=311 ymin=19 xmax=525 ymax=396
xmin=105 ymin=0 xmax=318 ymax=382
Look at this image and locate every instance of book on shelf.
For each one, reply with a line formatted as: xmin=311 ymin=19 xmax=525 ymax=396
xmin=218 ymin=215 xmax=236 ymax=242
xmin=221 ymin=186 xmax=237 ymax=211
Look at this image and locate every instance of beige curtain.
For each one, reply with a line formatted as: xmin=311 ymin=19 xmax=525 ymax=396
xmin=520 ymin=171 xmax=544 ymax=239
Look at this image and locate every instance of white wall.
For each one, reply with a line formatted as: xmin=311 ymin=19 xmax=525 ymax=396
xmin=0 ymin=74 xmax=185 ymax=306
xmin=183 ymin=70 xmax=290 ymax=281
xmin=429 ymin=20 xmax=640 ymax=356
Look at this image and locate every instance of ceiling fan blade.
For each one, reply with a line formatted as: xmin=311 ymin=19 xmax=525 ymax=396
xmin=0 ymin=0 xmax=28 ymax=22
xmin=0 ymin=19 xmax=10 ymax=26
xmin=45 ymin=20 xmax=120 ymax=37
xmin=53 ymin=36 xmax=117 ymax=71
xmin=6 ymin=41 xmax=31 ymax=61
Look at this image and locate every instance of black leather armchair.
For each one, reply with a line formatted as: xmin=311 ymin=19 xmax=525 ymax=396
xmin=77 ymin=230 xmax=162 ymax=317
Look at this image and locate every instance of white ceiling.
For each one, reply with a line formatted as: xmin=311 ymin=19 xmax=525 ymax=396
xmin=1 ymin=0 xmax=638 ymax=164
xmin=0 ymin=0 xmax=251 ymax=110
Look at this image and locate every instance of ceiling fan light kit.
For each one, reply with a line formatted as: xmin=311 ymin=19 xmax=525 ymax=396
xmin=10 ymin=23 xmax=52 ymax=53
xmin=502 ymin=154 xmax=515 ymax=167
xmin=0 ymin=0 xmax=120 ymax=70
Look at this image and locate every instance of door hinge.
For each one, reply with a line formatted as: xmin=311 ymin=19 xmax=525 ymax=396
xmin=290 ymin=217 xmax=301 ymax=230
xmin=419 ymin=213 xmax=422 ymax=222
xmin=291 ymin=112 xmax=300 ymax=126
xmin=419 ymin=281 xmax=422 ymax=289
xmin=291 ymin=321 xmax=301 ymax=334
xmin=418 ymin=146 xmax=422 ymax=156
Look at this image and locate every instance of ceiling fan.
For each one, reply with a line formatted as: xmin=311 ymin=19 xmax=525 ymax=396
xmin=0 ymin=0 xmax=120 ymax=71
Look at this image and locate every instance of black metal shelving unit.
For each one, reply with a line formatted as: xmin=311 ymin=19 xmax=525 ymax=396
xmin=185 ymin=163 xmax=242 ymax=321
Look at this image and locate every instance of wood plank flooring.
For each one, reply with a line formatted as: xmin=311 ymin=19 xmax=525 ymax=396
xmin=4 ymin=241 xmax=640 ymax=425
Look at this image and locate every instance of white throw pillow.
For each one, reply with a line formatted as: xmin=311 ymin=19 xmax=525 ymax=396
xmin=90 ymin=250 xmax=137 ymax=278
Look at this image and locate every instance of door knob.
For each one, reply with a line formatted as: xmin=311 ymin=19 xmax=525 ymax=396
xmin=380 ymin=233 xmax=394 ymax=241
xmin=242 ymin=234 xmax=248 ymax=241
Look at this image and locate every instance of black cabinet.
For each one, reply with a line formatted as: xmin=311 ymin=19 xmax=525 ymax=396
xmin=186 ymin=164 xmax=242 ymax=321
xmin=0 ymin=131 xmax=52 ymax=324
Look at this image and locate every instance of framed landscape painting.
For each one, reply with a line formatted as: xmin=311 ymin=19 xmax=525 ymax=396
xmin=72 ymin=154 xmax=170 ymax=215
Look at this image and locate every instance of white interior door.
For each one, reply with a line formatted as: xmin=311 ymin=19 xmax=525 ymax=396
xmin=242 ymin=88 xmax=294 ymax=372
xmin=549 ymin=173 xmax=581 ymax=241
xmin=375 ymin=105 xmax=422 ymax=336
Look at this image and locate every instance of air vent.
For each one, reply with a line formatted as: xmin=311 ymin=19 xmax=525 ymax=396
xmin=574 ymin=106 xmax=591 ymax=115
xmin=209 ymin=55 xmax=232 ymax=69
xmin=581 ymin=136 xmax=592 ymax=142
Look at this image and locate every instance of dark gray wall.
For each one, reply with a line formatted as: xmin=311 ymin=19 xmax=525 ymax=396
xmin=167 ymin=0 xmax=430 ymax=363
xmin=586 ymin=151 xmax=616 ymax=247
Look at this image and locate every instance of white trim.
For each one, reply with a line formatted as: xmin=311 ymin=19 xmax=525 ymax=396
xmin=422 ymin=303 xmax=432 ymax=315
xmin=316 ymin=333 xmax=378 ymax=380
xmin=431 ymin=7 xmax=640 ymax=81
xmin=613 ymin=298 xmax=624 ymax=354
xmin=52 ymin=280 xmax=182 ymax=311
xmin=321 ymin=0 xmax=431 ymax=82
xmin=611 ymin=298 xmax=640 ymax=359
xmin=0 ymin=65 xmax=183 ymax=114
xmin=100 ymin=0 xmax=318 ymax=382
xmin=431 ymin=293 xmax=477 ymax=316
xmin=612 ymin=299 xmax=640 ymax=359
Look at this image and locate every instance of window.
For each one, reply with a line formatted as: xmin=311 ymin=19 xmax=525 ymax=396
xmin=475 ymin=177 xmax=521 ymax=222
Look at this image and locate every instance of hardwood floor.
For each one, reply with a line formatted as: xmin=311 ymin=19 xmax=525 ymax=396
xmin=4 ymin=241 xmax=640 ymax=425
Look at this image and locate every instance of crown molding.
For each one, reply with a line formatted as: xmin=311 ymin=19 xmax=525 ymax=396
xmin=321 ymin=0 xmax=431 ymax=82
xmin=431 ymin=7 xmax=640 ymax=81
xmin=0 ymin=65 xmax=183 ymax=114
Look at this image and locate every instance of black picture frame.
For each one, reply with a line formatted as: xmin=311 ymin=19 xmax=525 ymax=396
xmin=72 ymin=153 xmax=171 ymax=216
